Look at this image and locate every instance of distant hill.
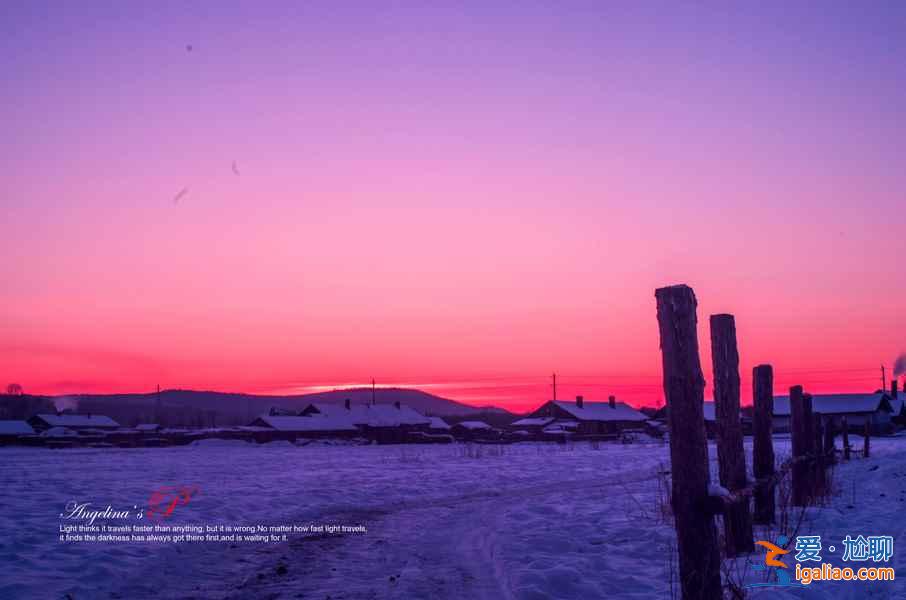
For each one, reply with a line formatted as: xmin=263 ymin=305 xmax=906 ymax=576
xmin=6 ymin=387 xmax=511 ymax=427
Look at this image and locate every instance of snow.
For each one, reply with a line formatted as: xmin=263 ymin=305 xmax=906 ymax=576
xmin=306 ymin=403 xmax=431 ymax=427
xmin=0 ymin=420 xmax=33 ymax=435
xmin=543 ymin=421 xmax=579 ymax=433
xmin=1 ymin=437 xmax=904 ymax=599
xmin=708 ymin=483 xmax=731 ymax=497
xmin=511 ymin=417 xmax=554 ymax=427
xmin=33 ymin=413 xmax=120 ymax=428
xmin=427 ymin=416 xmax=451 ymax=430
xmin=253 ymin=414 xmax=359 ymax=432
xmin=553 ymin=400 xmax=648 ymax=422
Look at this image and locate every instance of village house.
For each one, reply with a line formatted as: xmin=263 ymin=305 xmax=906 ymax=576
xmin=0 ymin=420 xmax=34 ymax=445
xmin=27 ymin=413 xmax=120 ymax=433
xmin=509 ymin=416 xmax=555 ymax=435
xmin=247 ymin=413 xmax=359 ymax=440
xmin=523 ymin=396 xmax=648 ymax=436
xmin=427 ymin=416 xmax=451 ymax=433
xmin=888 ymin=381 xmax=904 ymax=426
xmin=652 ymin=401 xmax=750 ymax=438
xmin=301 ymin=400 xmax=432 ymax=442
xmin=772 ymin=391 xmax=896 ymax=435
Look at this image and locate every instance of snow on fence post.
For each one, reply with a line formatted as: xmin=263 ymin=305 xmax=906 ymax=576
xmin=864 ymin=422 xmax=871 ymax=458
xmin=655 ymin=285 xmax=722 ymax=600
xmin=790 ymin=386 xmax=813 ymax=506
xmin=752 ymin=364 xmax=775 ymax=524
xmin=842 ymin=416 xmax=850 ymax=460
xmin=709 ymin=314 xmax=754 ymax=555
xmin=813 ymin=413 xmax=826 ymax=498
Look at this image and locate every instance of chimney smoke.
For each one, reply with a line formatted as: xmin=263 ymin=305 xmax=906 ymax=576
xmin=894 ymin=353 xmax=906 ymax=378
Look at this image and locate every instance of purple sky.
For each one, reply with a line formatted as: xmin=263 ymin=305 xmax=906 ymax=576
xmin=2 ymin=1 xmax=905 ymax=409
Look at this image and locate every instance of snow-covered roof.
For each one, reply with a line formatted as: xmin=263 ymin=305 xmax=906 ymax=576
xmin=33 ymin=414 xmax=120 ymax=428
xmin=253 ymin=415 xmax=358 ymax=432
xmin=511 ymin=417 xmax=554 ymax=427
xmin=427 ymin=416 xmax=450 ymax=430
xmin=773 ymin=393 xmax=892 ymax=417
xmin=0 ymin=420 xmax=34 ymax=435
xmin=455 ymin=420 xmax=493 ymax=430
xmin=306 ymin=403 xmax=431 ymax=427
xmin=135 ymin=424 xmax=161 ymax=431
xmin=889 ymin=396 xmax=904 ymax=416
xmin=553 ymin=401 xmax=647 ymax=422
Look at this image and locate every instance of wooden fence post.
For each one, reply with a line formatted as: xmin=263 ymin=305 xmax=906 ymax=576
xmin=790 ymin=386 xmax=813 ymax=506
xmin=842 ymin=416 xmax=850 ymax=460
xmin=752 ymin=364 xmax=775 ymax=524
xmin=656 ymin=285 xmax=722 ymax=600
xmin=864 ymin=422 xmax=871 ymax=458
xmin=813 ymin=413 xmax=826 ymax=498
xmin=710 ymin=314 xmax=754 ymax=555
xmin=824 ymin=416 xmax=836 ymax=466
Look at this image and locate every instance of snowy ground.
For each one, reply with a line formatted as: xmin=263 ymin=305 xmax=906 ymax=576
xmin=1 ymin=436 xmax=904 ymax=599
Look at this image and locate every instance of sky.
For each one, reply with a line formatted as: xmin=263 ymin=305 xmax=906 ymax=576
xmin=2 ymin=1 xmax=905 ymax=412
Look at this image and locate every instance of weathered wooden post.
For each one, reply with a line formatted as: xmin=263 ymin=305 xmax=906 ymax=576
xmin=842 ymin=416 xmax=850 ymax=460
xmin=864 ymin=422 xmax=871 ymax=458
xmin=752 ymin=364 xmax=775 ymax=524
xmin=803 ymin=393 xmax=816 ymax=500
xmin=655 ymin=285 xmax=722 ymax=600
xmin=790 ymin=386 xmax=813 ymax=506
xmin=813 ymin=413 xmax=826 ymax=498
xmin=709 ymin=314 xmax=754 ymax=555
xmin=823 ymin=416 xmax=836 ymax=466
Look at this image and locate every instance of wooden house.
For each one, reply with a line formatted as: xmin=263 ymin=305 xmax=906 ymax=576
xmin=0 ymin=420 xmax=34 ymax=445
xmin=427 ymin=416 xmax=451 ymax=433
xmin=772 ymin=392 xmax=895 ymax=435
xmin=248 ymin=414 xmax=359 ymax=440
xmin=301 ymin=400 xmax=432 ymax=443
xmin=523 ymin=396 xmax=648 ymax=436
xmin=28 ymin=413 xmax=120 ymax=433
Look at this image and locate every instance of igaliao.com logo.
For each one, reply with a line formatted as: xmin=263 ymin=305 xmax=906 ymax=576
xmin=746 ymin=535 xmax=804 ymax=588
xmin=746 ymin=534 xmax=895 ymax=588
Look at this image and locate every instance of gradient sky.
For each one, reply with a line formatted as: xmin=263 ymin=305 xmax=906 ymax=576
xmin=3 ymin=1 xmax=905 ymax=411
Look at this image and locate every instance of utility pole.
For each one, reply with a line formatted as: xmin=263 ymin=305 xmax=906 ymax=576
xmin=882 ymin=365 xmax=886 ymax=393
xmin=552 ymin=373 xmax=557 ymax=401
xmin=371 ymin=378 xmax=376 ymax=405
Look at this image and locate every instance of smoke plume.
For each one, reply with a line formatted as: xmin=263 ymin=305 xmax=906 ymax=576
xmin=894 ymin=353 xmax=906 ymax=378
xmin=53 ymin=396 xmax=79 ymax=413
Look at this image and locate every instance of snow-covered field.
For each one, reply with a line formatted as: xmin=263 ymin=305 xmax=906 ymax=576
xmin=1 ymin=437 xmax=904 ymax=599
